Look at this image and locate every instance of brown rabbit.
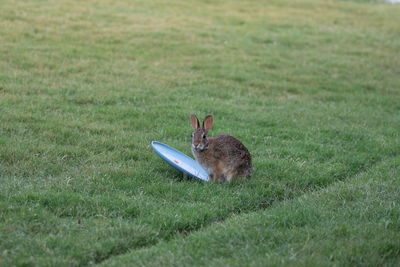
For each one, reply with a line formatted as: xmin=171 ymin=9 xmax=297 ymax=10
xmin=190 ymin=114 xmax=252 ymax=182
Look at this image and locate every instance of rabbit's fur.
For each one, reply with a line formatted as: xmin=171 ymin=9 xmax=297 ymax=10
xmin=190 ymin=114 xmax=252 ymax=182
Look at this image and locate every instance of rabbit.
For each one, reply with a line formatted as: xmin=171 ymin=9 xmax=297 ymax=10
xmin=190 ymin=114 xmax=252 ymax=182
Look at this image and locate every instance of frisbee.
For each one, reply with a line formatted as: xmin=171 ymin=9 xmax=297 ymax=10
xmin=151 ymin=141 xmax=209 ymax=181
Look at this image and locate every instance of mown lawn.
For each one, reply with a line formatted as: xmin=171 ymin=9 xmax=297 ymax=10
xmin=1 ymin=0 xmax=399 ymax=266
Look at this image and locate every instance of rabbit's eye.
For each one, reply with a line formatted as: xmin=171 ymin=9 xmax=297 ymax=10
xmin=203 ymin=134 xmax=206 ymax=139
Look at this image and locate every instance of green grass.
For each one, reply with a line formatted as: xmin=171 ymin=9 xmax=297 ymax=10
xmin=101 ymin=156 xmax=400 ymax=267
xmin=1 ymin=0 xmax=399 ymax=266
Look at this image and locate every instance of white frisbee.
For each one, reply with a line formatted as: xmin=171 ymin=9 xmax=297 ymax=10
xmin=151 ymin=141 xmax=209 ymax=181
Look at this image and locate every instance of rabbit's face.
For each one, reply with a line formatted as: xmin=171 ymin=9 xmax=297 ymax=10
xmin=191 ymin=129 xmax=209 ymax=152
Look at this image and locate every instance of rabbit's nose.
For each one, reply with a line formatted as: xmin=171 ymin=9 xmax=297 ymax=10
xmin=192 ymin=143 xmax=201 ymax=150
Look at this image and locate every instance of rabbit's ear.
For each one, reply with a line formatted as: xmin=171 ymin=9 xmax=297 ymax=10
xmin=203 ymin=115 xmax=213 ymax=133
xmin=190 ymin=114 xmax=200 ymax=130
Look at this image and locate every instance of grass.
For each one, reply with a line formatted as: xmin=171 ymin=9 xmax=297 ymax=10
xmin=1 ymin=0 xmax=399 ymax=266
xmin=101 ymin=155 xmax=400 ymax=266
